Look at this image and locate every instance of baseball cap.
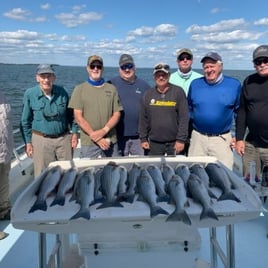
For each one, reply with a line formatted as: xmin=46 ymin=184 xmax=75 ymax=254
xmin=36 ymin=64 xmax=55 ymax=75
xmin=177 ymin=48 xmax=193 ymax=57
xmin=119 ymin=54 xmax=134 ymax=66
xmin=87 ymin=55 xmax=103 ymax=65
xmin=253 ymin=45 xmax=268 ymax=60
xmin=153 ymin=63 xmax=170 ymax=74
xmin=201 ymin=52 xmax=222 ymax=63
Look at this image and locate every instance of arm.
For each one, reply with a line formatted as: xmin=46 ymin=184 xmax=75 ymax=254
xmin=176 ymin=90 xmax=189 ymax=143
xmin=235 ymin=81 xmax=247 ymax=156
xmin=20 ymin=93 xmax=34 ymax=157
xmin=74 ymin=109 xmax=121 ymax=143
xmin=138 ymin=95 xmax=150 ymax=144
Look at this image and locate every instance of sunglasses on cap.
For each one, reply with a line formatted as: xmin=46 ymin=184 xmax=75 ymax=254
xmin=89 ymin=64 xmax=103 ymax=70
xmin=154 ymin=64 xmax=170 ymax=71
xmin=254 ymin=58 xmax=268 ymax=66
xmin=178 ymin=55 xmax=192 ymax=61
xmin=120 ymin=63 xmax=134 ymax=70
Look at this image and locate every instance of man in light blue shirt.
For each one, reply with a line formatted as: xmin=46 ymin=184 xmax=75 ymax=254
xmin=169 ymin=48 xmax=202 ymax=96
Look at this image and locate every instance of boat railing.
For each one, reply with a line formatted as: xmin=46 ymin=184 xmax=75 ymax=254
xmin=12 ymin=128 xmax=27 ymax=164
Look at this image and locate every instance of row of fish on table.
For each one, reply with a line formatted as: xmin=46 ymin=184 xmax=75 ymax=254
xmin=28 ymin=160 xmax=242 ymax=225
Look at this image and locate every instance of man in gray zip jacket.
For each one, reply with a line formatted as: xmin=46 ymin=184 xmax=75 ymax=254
xmin=0 ymin=92 xmax=14 ymax=222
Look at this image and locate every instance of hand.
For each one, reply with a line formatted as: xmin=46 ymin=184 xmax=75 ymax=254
xmin=96 ymin=138 xmax=111 ymax=150
xmin=71 ymin=133 xmax=79 ymax=149
xmin=141 ymin=141 xmax=150 ymax=150
xmin=230 ymin=137 xmax=236 ymax=150
xmin=235 ymin=140 xmax=245 ymax=156
xmin=90 ymin=129 xmax=106 ymax=142
xmin=26 ymin=143 xmax=33 ymax=158
xmin=174 ymin=141 xmax=185 ymax=154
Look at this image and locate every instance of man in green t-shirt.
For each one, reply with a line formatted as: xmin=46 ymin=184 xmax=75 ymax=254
xmin=69 ymin=55 xmax=123 ymax=158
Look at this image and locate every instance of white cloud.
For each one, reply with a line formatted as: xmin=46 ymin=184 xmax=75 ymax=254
xmin=40 ymin=3 xmax=51 ymax=10
xmin=186 ymin=19 xmax=246 ymax=34
xmin=3 ymin=8 xmax=31 ymax=20
xmin=254 ymin=17 xmax=268 ymax=25
xmin=55 ymin=11 xmax=103 ymax=27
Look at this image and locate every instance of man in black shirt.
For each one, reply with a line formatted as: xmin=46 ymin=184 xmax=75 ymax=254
xmin=236 ymin=45 xmax=268 ymax=185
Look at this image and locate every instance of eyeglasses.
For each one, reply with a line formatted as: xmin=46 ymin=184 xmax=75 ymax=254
xmin=254 ymin=58 xmax=268 ymax=66
xmin=120 ymin=63 xmax=134 ymax=70
xmin=154 ymin=64 xmax=170 ymax=71
xmin=89 ymin=64 xmax=103 ymax=70
xmin=178 ymin=55 xmax=192 ymax=61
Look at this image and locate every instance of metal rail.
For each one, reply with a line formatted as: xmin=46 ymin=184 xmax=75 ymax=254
xmin=210 ymin=224 xmax=235 ymax=268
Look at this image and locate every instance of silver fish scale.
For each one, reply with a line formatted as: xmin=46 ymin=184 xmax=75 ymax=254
xmin=76 ymin=168 xmax=95 ymax=208
xmin=101 ymin=163 xmax=120 ymax=202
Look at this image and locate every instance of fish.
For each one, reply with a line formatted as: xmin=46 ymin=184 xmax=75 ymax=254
xmin=161 ymin=162 xmax=175 ymax=186
xmin=205 ymin=163 xmax=241 ymax=203
xmin=50 ymin=168 xmax=78 ymax=207
xmin=174 ymin=164 xmax=191 ymax=188
xmin=189 ymin=163 xmax=217 ymax=199
xmin=123 ymin=163 xmax=141 ymax=203
xmin=70 ymin=167 xmax=95 ymax=220
xmin=118 ymin=165 xmax=128 ymax=196
xmin=187 ymin=173 xmax=218 ymax=221
xmin=29 ymin=165 xmax=62 ymax=213
xmin=146 ymin=164 xmax=169 ymax=202
xmin=136 ymin=168 xmax=169 ymax=218
xmin=166 ymin=174 xmax=191 ymax=225
xmin=93 ymin=167 xmax=104 ymax=204
xmin=97 ymin=161 xmax=123 ymax=209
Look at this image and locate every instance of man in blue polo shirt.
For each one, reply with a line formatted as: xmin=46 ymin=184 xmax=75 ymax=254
xmin=109 ymin=54 xmax=150 ymax=156
xmin=188 ymin=52 xmax=241 ymax=169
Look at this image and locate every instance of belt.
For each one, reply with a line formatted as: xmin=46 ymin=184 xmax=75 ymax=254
xmin=32 ymin=130 xmax=69 ymax=139
xmin=150 ymin=139 xmax=176 ymax=144
xmin=197 ymin=130 xmax=230 ymax=137
xmin=125 ymin=135 xmax=139 ymax=140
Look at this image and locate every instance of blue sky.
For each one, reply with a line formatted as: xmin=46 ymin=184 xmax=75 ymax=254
xmin=1 ymin=0 xmax=268 ymax=70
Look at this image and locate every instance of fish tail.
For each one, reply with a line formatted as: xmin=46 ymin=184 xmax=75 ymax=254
xmin=200 ymin=207 xmax=218 ymax=221
xmin=50 ymin=196 xmax=65 ymax=207
xmin=218 ymin=191 xmax=241 ymax=202
xmin=28 ymin=200 xmax=47 ymax=213
xmin=166 ymin=209 xmax=192 ymax=225
xmin=150 ymin=206 xmax=169 ymax=218
xmin=96 ymin=201 xmax=124 ymax=209
xmin=70 ymin=207 xmax=91 ymax=220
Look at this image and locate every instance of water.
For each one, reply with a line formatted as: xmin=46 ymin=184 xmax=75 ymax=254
xmin=0 ymin=63 xmax=253 ymax=148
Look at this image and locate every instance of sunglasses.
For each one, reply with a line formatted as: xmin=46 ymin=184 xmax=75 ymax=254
xmin=154 ymin=64 xmax=170 ymax=71
xmin=120 ymin=63 xmax=134 ymax=70
xmin=89 ymin=64 xmax=102 ymax=70
xmin=254 ymin=58 xmax=268 ymax=66
xmin=178 ymin=55 xmax=192 ymax=61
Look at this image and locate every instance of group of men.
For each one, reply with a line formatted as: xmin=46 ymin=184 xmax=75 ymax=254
xmin=1 ymin=45 xmax=268 ymax=226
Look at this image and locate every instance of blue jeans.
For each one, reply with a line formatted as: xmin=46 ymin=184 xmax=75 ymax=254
xmin=80 ymin=143 xmax=119 ymax=158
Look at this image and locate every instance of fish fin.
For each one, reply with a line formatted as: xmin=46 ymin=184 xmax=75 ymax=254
xmin=150 ymin=206 xmax=169 ymax=218
xmin=96 ymin=201 xmax=124 ymax=209
xmin=200 ymin=207 xmax=218 ymax=221
xmin=28 ymin=200 xmax=47 ymax=213
xmin=70 ymin=207 xmax=91 ymax=220
xmin=218 ymin=191 xmax=241 ymax=202
xmin=208 ymin=189 xmax=217 ymax=199
xmin=166 ymin=209 xmax=192 ymax=225
xmin=50 ymin=196 xmax=65 ymax=207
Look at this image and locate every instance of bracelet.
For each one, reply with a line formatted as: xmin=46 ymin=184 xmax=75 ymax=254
xmin=103 ymin=126 xmax=110 ymax=133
